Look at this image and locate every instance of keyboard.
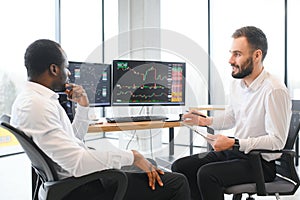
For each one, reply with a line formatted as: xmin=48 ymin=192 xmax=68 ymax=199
xmin=106 ymin=115 xmax=168 ymax=123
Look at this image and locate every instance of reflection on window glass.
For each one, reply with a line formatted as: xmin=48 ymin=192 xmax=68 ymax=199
xmin=61 ymin=0 xmax=102 ymax=62
xmin=287 ymin=0 xmax=300 ymax=99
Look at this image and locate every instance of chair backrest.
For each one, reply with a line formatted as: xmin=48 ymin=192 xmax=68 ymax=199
xmin=0 ymin=114 xmax=59 ymax=182
xmin=276 ymin=103 xmax=300 ymax=186
xmin=283 ymin=112 xmax=300 ymax=150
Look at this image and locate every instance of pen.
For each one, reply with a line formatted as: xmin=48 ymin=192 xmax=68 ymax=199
xmin=191 ymin=112 xmax=207 ymax=118
xmin=186 ymin=110 xmax=207 ymax=118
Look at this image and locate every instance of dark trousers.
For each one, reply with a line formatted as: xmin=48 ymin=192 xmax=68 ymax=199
xmin=171 ymin=150 xmax=276 ymax=200
xmin=65 ymin=171 xmax=190 ymax=200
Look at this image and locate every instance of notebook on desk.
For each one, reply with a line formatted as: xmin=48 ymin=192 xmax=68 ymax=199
xmin=88 ymin=118 xmax=105 ymax=125
xmin=164 ymin=114 xmax=183 ymax=122
xmin=106 ymin=115 xmax=168 ymax=123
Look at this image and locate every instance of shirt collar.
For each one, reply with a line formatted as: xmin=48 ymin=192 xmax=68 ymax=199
xmin=240 ymin=69 xmax=267 ymax=91
xmin=26 ymin=81 xmax=59 ymax=100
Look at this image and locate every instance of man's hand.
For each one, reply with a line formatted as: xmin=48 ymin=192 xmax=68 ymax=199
xmin=182 ymin=110 xmax=212 ymax=127
xmin=210 ymin=134 xmax=235 ymax=151
xmin=65 ymin=83 xmax=89 ymax=107
xmin=132 ymin=150 xmax=164 ymax=190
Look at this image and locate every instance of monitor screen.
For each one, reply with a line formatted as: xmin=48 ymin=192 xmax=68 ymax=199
xmin=112 ymin=60 xmax=185 ymax=106
xmin=68 ymin=61 xmax=111 ymax=107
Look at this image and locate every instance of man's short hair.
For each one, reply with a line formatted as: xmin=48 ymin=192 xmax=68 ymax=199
xmin=24 ymin=39 xmax=64 ymax=78
xmin=232 ymin=26 xmax=268 ymax=61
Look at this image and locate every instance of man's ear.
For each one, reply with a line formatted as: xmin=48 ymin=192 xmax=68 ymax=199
xmin=49 ymin=64 xmax=59 ymax=76
xmin=252 ymin=49 xmax=262 ymax=64
xmin=254 ymin=49 xmax=262 ymax=60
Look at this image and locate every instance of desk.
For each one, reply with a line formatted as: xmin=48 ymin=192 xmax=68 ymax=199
xmin=189 ymin=105 xmax=226 ymax=111
xmin=88 ymin=121 xmax=182 ymax=156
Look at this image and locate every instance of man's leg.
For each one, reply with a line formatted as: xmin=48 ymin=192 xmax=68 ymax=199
xmin=198 ymin=158 xmax=253 ymax=200
xmin=123 ymin=171 xmax=191 ymax=200
xmin=197 ymin=153 xmax=276 ymax=200
xmin=171 ymin=151 xmax=223 ymax=200
xmin=64 ymin=179 xmax=115 ymax=200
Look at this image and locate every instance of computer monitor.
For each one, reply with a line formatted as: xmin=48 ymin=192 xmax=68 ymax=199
xmin=68 ymin=61 xmax=111 ymax=107
xmin=112 ymin=60 xmax=186 ymax=106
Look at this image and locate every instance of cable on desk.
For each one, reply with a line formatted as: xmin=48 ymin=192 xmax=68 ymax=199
xmin=125 ymin=106 xmax=144 ymax=150
xmin=126 ymin=130 xmax=137 ymax=150
xmin=150 ymin=129 xmax=153 ymax=159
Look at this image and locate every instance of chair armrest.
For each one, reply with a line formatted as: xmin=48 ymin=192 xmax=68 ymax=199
xmin=247 ymin=148 xmax=297 ymax=195
xmin=42 ymin=169 xmax=127 ymax=200
xmin=281 ymin=149 xmax=296 ymax=156
xmin=247 ymin=151 xmax=266 ymax=195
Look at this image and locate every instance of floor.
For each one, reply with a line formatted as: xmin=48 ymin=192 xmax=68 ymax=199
xmin=0 ymin=132 xmax=299 ymax=200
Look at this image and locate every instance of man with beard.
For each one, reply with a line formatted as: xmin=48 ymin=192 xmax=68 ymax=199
xmin=11 ymin=39 xmax=190 ymax=200
xmin=171 ymin=26 xmax=291 ymax=200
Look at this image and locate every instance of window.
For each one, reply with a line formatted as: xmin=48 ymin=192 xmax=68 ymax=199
xmin=287 ymin=0 xmax=300 ymax=99
xmin=61 ymin=0 xmax=102 ymax=62
xmin=0 ymin=0 xmax=55 ymax=115
xmin=161 ymin=0 xmax=209 ymax=108
xmin=161 ymin=0 xmax=209 ymax=153
xmin=0 ymin=0 xmax=55 ymax=158
xmin=104 ymin=0 xmax=119 ymax=63
xmin=210 ymin=0 xmax=285 ymax=103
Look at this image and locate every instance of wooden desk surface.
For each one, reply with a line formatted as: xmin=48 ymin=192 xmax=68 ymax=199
xmin=88 ymin=121 xmax=182 ymax=133
xmin=189 ymin=105 xmax=226 ymax=111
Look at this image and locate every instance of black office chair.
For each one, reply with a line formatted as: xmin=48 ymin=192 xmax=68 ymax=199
xmin=0 ymin=114 xmax=128 ymax=200
xmin=225 ymin=109 xmax=300 ymax=200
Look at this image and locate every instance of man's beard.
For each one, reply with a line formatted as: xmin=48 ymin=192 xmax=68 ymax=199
xmin=53 ymin=78 xmax=69 ymax=92
xmin=53 ymin=84 xmax=66 ymax=92
xmin=231 ymin=57 xmax=254 ymax=79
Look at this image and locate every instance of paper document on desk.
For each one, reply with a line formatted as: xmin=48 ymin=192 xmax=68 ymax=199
xmin=183 ymin=124 xmax=215 ymax=144
xmin=89 ymin=118 xmax=105 ymax=125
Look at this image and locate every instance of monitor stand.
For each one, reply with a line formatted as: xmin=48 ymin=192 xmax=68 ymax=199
xmin=145 ymin=106 xmax=151 ymax=116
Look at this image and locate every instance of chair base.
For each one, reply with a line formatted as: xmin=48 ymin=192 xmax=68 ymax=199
xmin=232 ymin=194 xmax=255 ymax=200
xmin=232 ymin=194 xmax=242 ymax=200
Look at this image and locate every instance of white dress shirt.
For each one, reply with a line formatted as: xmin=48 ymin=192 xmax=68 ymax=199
xmin=211 ymin=69 xmax=291 ymax=161
xmin=11 ymin=82 xmax=134 ymax=179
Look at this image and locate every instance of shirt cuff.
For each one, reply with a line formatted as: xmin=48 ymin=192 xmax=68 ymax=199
xmin=122 ymin=150 xmax=134 ymax=165
xmin=109 ymin=150 xmax=134 ymax=169
xmin=76 ymin=105 xmax=89 ymax=120
xmin=210 ymin=116 xmax=220 ymax=129
xmin=238 ymin=138 xmax=246 ymax=152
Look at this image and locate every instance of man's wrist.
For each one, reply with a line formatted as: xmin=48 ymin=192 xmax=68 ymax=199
xmin=234 ymin=138 xmax=240 ymax=147
xmin=229 ymin=137 xmax=240 ymax=150
xmin=233 ymin=138 xmax=240 ymax=151
xmin=199 ymin=116 xmax=213 ymax=127
xmin=132 ymin=150 xmax=144 ymax=162
xmin=206 ymin=117 xmax=213 ymax=126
